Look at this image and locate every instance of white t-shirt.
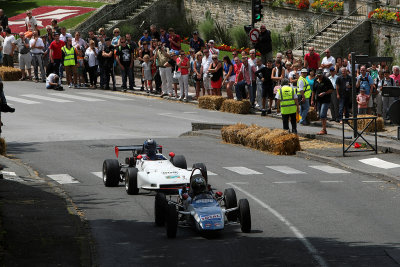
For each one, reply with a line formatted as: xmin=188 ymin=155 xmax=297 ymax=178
xmin=209 ymin=47 xmax=219 ymax=56
xmin=321 ymin=56 xmax=335 ymax=73
xmin=60 ymin=33 xmax=72 ymax=42
xmin=329 ymin=74 xmax=338 ymax=89
xmin=25 ymin=16 xmax=38 ymax=31
xmin=275 ymin=87 xmax=298 ymax=99
xmin=29 ymin=38 xmax=44 ymax=54
xmin=84 ymin=47 xmax=98 ymax=67
xmin=46 ymin=73 xmax=59 ymax=86
xmin=201 ymin=55 xmax=212 ymax=75
xmin=3 ymin=35 xmax=16 ymax=55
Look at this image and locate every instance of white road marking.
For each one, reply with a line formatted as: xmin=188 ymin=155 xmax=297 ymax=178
xmin=183 ymin=111 xmax=197 ymax=114
xmin=207 ymin=171 xmax=218 ymax=176
xmin=91 ymin=172 xmax=103 ymax=179
xmin=157 ymin=113 xmax=208 ymax=122
xmin=49 ymin=93 xmax=105 ymax=102
xmin=22 ymin=94 xmax=73 ymax=103
xmin=266 ymin=165 xmax=306 ymax=174
xmin=7 ymin=96 xmax=40 ymax=104
xmin=77 ymin=92 xmax=131 ymax=101
xmin=309 ymin=165 xmax=350 ymax=174
xmin=47 ymin=174 xmax=80 ymax=184
xmin=223 ymin=167 xmax=262 ymax=175
xmin=320 ymin=180 xmax=344 ymax=183
xmin=359 ymin=157 xmax=400 ymax=169
xmin=227 ymin=182 xmax=328 ymax=267
xmin=273 ymin=181 xmax=297 ymax=184
xmin=362 ymin=180 xmax=385 ymax=183
xmin=1 ymin=171 xmax=17 ymax=176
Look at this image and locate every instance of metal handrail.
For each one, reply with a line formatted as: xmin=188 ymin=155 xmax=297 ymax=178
xmin=293 ymin=9 xmax=338 ymax=52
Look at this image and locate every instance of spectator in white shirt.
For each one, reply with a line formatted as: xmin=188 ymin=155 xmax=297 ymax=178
xmin=2 ymin=28 xmax=16 ymax=67
xmin=201 ymin=49 xmax=212 ymax=93
xmin=208 ymin=40 xmax=219 ymax=56
xmin=25 ymin=10 xmax=38 ymax=33
xmin=84 ymin=40 xmax=98 ymax=88
xmin=72 ymin=31 xmax=87 ymax=50
xmin=329 ymin=67 xmax=339 ymax=122
xmin=59 ymin=27 xmax=72 ymax=42
xmin=30 ymin=30 xmax=46 ymax=82
xmin=321 ymin=49 xmax=335 ymax=75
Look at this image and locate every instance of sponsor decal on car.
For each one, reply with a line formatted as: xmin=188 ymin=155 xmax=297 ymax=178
xmin=195 ymin=199 xmax=214 ymax=204
xmin=165 ymin=175 xmax=181 ymax=179
xmin=200 ymin=214 xmax=221 ymax=221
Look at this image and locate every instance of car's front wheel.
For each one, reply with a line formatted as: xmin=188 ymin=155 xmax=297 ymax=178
xmin=166 ymin=203 xmax=178 ymax=238
xmin=125 ymin=167 xmax=139 ymax=195
xmin=224 ymin=188 xmax=238 ymax=221
xmin=238 ymin=199 xmax=251 ymax=233
xmin=103 ymin=159 xmax=120 ymax=187
xmin=155 ymin=192 xmax=167 ymax=226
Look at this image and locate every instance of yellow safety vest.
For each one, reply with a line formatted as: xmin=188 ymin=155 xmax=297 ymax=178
xmin=62 ymin=46 xmax=76 ymax=66
xmin=297 ymin=76 xmax=311 ymax=99
xmin=279 ymin=86 xmax=297 ymax=115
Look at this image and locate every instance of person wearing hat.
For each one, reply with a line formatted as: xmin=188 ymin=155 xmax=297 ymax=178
xmin=297 ymin=68 xmax=311 ymax=125
xmin=276 ymin=78 xmax=299 ymax=134
xmin=311 ymin=68 xmax=334 ymax=135
xmin=189 ymin=31 xmax=205 ymax=54
xmin=208 ymin=40 xmax=219 ymax=56
xmin=328 ymin=67 xmax=339 ymax=122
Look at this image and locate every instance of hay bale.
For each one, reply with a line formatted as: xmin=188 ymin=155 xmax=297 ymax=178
xmin=0 ymin=137 xmax=6 ymax=156
xmin=0 ymin=66 xmax=23 ymax=81
xmin=257 ymin=129 xmax=289 ymax=151
xmin=246 ymin=127 xmax=271 ymax=148
xmin=198 ymin=96 xmax=225 ymax=110
xmin=349 ymin=115 xmax=385 ymax=132
xmin=306 ymin=106 xmax=319 ymax=122
xmin=236 ymin=124 xmax=261 ymax=146
xmin=220 ymin=99 xmax=251 ymax=114
xmin=269 ymin=133 xmax=301 ymax=155
xmin=221 ymin=123 xmax=248 ymax=144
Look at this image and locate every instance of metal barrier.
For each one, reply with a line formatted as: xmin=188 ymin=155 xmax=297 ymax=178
xmin=342 ymin=116 xmax=378 ymax=156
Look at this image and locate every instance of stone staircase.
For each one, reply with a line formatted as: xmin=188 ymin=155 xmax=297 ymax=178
xmin=103 ymin=0 xmax=159 ymax=31
xmin=292 ymin=5 xmax=368 ymax=57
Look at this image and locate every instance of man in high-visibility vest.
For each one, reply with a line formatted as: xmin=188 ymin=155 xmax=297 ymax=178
xmin=61 ymin=37 xmax=78 ymax=88
xmin=297 ymin=68 xmax=311 ymax=125
xmin=277 ymin=78 xmax=299 ymax=134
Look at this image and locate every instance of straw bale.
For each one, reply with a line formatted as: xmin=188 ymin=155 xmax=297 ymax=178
xmin=269 ymin=133 xmax=301 ymax=155
xmin=198 ymin=96 xmax=225 ymax=110
xmin=221 ymin=123 xmax=248 ymax=144
xmin=306 ymin=106 xmax=319 ymax=122
xmin=349 ymin=115 xmax=385 ymax=132
xmin=246 ymin=127 xmax=271 ymax=148
xmin=220 ymin=99 xmax=251 ymax=114
xmin=257 ymin=129 xmax=289 ymax=151
xmin=0 ymin=67 xmax=23 ymax=81
xmin=237 ymin=124 xmax=261 ymax=146
xmin=0 ymin=137 xmax=6 ymax=156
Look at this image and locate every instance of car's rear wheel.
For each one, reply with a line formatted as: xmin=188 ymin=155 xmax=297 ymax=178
xmin=238 ymin=199 xmax=251 ymax=233
xmin=166 ymin=203 xmax=178 ymax=238
xmin=171 ymin=155 xmax=187 ymax=170
xmin=224 ymin=188 xmax=238 ymax=221
xmin=192 ymin=163 xmax=208 ymax=184
xmin=125 ymin=168 xmax=139 ymax=195
xmin=155 ymin=192 xmax=167 ymax=226
xmin=103 ymin=159 xmax=120 ymax=187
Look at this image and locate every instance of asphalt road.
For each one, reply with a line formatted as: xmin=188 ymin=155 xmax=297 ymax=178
xmin=4 ymin=81 xmax=400 ymax=266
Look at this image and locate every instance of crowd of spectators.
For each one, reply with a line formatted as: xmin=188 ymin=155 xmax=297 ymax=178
xmin=0 ymin=9 xmax=399 ymax=134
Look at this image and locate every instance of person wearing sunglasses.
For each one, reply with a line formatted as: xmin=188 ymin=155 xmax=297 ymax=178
xmin=111 ymin=28 xmax=120 ymax=46
xmin=176 ymin=50 xmax=190 ymax=101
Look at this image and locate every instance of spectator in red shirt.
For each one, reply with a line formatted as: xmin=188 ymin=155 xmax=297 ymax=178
xmin=304 ymin=46 xmax=320 ymax=71
xmin=357 ymin=88 xmax=370 ymax=114
xmin=49 ymin=32 xmax=65 ymax=78
xmin=168 ymin=28 xmax=181 ymax=51
xmin=176 ymin=50 xmax=190 ymax=101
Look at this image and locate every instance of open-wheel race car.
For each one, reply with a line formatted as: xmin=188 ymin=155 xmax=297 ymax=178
xmin=154 ymin=168 xmax=251 ymax=238
xmin=102 ymin=139 xmax=206 ymax=195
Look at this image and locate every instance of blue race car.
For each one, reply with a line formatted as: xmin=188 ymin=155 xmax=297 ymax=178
xmin=154 ymin=168 xmax=251 ymax=238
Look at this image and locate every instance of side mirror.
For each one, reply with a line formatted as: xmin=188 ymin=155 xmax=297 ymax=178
xmin=136 ymin=155 xmax=142 ymax=160
xmin=169 ymin=152 xmax=175 ymax=158
xmin=215 ymin=191 xmax=223 ymax=198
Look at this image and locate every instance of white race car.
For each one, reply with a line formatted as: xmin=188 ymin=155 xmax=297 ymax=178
xmin=102 ymin=142 xmax=207 ymax=195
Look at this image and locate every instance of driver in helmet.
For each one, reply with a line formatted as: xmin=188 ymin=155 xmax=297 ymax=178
xmin=142 ymin=139 xmax=165 ymax=160
xmin=190 ymin=174 xmax=207 ymax=197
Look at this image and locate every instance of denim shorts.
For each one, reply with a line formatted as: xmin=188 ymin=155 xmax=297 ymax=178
xmin=319 ymin=102 xmax=330 ymax=119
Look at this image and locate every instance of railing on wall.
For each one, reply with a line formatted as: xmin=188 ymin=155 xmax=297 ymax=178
xmin=292 ymin=10 xmax=340 ymax=54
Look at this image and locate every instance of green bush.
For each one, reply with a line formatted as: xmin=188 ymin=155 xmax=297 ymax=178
xmin=198 ymin=18 xmax=215 ymax=42
xmin=230 ymin=26 xmax=249 ymax=49
xmin=215 ymin=21 xmax=232 ymax=46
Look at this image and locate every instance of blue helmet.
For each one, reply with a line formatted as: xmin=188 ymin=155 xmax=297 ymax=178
xmin=144 ymin=139 xmax=157 ymax=157
xmin=191 ymin=175 xmax=206 ymax=195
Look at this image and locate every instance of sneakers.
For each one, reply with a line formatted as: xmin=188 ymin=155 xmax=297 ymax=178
xmin=261 ymin=109 xmax=266 ymax=116
xmin=1 ymin=104 xmax=15 ymax=113
xmin=267 ymin=109 xmax=272 ymax=114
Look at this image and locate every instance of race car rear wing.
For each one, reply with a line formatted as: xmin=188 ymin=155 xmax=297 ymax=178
xmin=114 ymin=145 xmax=163 ymax=158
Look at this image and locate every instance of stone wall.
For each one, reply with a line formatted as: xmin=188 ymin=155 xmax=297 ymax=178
xmin=371 ymin=22 xmax=400 ymax=59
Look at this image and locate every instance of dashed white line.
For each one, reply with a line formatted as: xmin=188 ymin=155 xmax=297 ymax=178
xmin=273 ymin=181 xmax=297 ymax=184
xmin=320 ymin=180 xmax=344 ymax=183
xmin=224 ymin=167 xmax=262 ymax=175
xmin=49 ymin=93 xmax=105 ymax=102
xmin=359 ymin=158 xmax=400 ymax=169
xmin=22 ymin=94 xmax=73 ymax=103
xmin=266 ymin=165 xmax=306 ymax=174
xmin=183 ymin=111 xmax=198 ymax=114
xmin=362 ymin=180 xmax=385 ymax=183
xmin=227 ymin=182 xmax=328 ymax=267
xmin=309 ymin=165 xmax=350 ymax=174
xmin=77 ymin=92 xmax=131 ymax=101
xmin=47 ymin=174 xmax=80 ymax=184
xmin=7 ymin=96 xmax=40 ymax=104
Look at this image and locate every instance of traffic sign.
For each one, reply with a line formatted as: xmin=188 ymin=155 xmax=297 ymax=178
xmin=249 ymin=28 xmax=260 ymax=43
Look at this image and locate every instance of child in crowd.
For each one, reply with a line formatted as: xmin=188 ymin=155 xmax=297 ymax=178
xmin=357 ymin=88 xmax=369 ymax=114
xmin=142 ymin=54 xmax=153 ymax=93
xmin=76 ymin=48 xmax=85 ymax=88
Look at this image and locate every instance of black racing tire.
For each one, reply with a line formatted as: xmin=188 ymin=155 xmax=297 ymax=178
xmin=155 ymin=192 xmax=167 ymax=226
xmin=166 ymin=203 xmax=178 ymax=238
xmin=171 ymin=155 xmax=187 ymax=170
xmin=224 ymin=188 xmax=238 ymax=221
xmin=192 ymin=163 xmax=208 ymax=184
xmin=125 ymin=168 xmax=139 ymax=195
xmin=238 ymin=199 xmax=251 ymax=233
xmin=103 ymin=159 xmax=120 ymax=187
